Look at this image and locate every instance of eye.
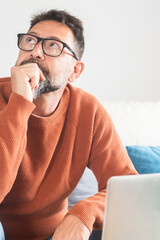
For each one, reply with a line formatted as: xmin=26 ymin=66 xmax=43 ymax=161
xmin=48 ymin=41 xmax=60 ymax=49
xmin=43 ymin=39 xmax=63 ymax=56
xmin=26 ymin=37 xmax=36 ymax=44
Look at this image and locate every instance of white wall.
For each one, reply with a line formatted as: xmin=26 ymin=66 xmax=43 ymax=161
xmin=0 ymin=0 xmax=160 ymax=101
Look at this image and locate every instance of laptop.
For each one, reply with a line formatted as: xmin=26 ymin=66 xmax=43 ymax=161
xmin=101 ymin=173 xmax=160 ymax=240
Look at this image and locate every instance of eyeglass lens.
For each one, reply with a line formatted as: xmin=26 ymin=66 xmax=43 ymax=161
xmin=18 ymin=34 xmax=64 ymax=57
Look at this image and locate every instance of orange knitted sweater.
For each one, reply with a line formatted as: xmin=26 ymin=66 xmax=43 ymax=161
xmin=0 ymin=77 xmax=137 ymax=240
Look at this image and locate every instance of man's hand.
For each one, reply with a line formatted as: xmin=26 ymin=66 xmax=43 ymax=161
xmin=52 ymin=215 xmax=90 ymax=240
xmin=11 ymin=63 xmax=45 ymax=102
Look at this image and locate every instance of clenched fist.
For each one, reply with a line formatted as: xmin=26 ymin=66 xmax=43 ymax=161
xmin=11 ymin=63 xmax=45 ymax=102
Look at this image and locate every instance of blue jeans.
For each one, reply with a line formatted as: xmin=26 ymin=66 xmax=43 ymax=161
xmin=0 ymin=222 xmax=5 ymax=240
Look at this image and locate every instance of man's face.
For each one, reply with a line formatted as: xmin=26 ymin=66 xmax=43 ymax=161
xmin=16 ymin=20 xmax=77 ymax=98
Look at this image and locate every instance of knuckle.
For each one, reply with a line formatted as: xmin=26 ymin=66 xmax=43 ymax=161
xmin=11 ymin=66 xmax=16 ymax=72
xmin=11 ymin=66 xmax=18 ymax=75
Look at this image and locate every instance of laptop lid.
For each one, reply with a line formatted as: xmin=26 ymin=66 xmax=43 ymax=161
xmin=102 ymin=173 xmax=160 ymax=240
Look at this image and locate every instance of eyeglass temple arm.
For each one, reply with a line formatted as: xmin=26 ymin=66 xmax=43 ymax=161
xmin=64 ymin=43 xmax=78 ymax=61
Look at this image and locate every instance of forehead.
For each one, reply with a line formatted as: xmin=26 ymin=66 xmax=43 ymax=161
xmin=28 ymin=20 xmax=75 ymax=43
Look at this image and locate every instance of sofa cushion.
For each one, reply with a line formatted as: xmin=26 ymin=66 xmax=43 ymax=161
xmin=0 ymin=222 xmax=5 ymax=240
xmin=68 ymin=167 xmax=98 ymax=209
xmin=126 ymin=146 xmax=160 ymax=174
xmin=102 ymin=101 xmax=160 ymax=146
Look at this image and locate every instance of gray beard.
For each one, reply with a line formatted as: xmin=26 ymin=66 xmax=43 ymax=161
xmin=19 ymin=58 xmax=68 ymax=99
xmin=33 ymin=77 xmax=60 ymax=99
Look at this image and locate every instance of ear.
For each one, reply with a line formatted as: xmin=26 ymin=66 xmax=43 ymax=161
xmin=68 ymin=61 xmax=85 ymax=83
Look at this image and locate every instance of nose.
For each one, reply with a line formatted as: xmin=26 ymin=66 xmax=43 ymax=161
xmin=30 ymin=41 xmax=45 ymax=60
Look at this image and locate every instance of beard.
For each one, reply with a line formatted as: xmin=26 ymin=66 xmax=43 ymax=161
xmin=19 ymin=58 xmax=70 ymax=99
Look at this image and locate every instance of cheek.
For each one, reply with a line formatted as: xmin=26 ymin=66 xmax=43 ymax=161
xmin=49 ymin=62 xmax=73 ymax=79
xmin=15 ymin=51 xmax=29 ymax=66
xmin=47 ymin=60 xmax=61 ymax=75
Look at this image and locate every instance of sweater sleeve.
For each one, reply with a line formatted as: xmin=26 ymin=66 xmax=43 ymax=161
xmin=67 ymin=103 xmax=138 ymax=232
xmin=0 ymin=92 xmax=35 ymax=203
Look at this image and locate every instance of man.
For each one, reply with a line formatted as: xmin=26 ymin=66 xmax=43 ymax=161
xmin=0 ymin=9 xmax=137 ymax=240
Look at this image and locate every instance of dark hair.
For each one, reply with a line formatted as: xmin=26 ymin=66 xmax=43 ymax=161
xmin=29 ymin=9 xmax=85 ymax=60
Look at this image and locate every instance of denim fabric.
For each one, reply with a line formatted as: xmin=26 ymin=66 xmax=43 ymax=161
xmin=89 ymin=230 xmax=102 ymax=240
xmin=0 ymin=222 xmax=5 ymax=240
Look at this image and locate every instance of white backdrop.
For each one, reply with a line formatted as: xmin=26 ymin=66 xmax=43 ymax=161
xmin=0 ymin=0 xmax=160 ymax=101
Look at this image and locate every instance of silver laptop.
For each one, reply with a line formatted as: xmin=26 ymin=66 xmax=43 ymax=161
xmin=102 ymin=173 xmax=160 ymax=240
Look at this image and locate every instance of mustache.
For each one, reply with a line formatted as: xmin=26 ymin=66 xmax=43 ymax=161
xmin=19 ymin=59 xmax=49 ymax=77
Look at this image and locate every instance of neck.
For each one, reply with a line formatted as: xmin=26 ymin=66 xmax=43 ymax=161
xmin=32 ymin=86 xmax=66 ymax=117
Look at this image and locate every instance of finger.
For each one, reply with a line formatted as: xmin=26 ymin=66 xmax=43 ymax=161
xmin=21 ymin=63 xmax=45 ymax=82
xmin=29 ymin=75 xmax=39 ymax=90
xmin=39 ymin=69 xmax=45 ymax=81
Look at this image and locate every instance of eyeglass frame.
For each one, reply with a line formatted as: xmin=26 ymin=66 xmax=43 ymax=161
xmin=17 ymin=33 xmax=79 ymax=61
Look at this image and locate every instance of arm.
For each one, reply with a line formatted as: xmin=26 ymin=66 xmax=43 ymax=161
xmin=0 ymin=92 xmax=35 ymax=202
xmin=0 ymin=63 xmax=44 ymax=202
xmin=52 ymin=215 xmax=90 ymax=240
xmin=54 ymin=103 xmax=138 ymax=239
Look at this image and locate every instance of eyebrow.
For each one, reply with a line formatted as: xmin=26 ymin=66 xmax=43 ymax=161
xmin=28 ymin=31 xmax=63 ymax=41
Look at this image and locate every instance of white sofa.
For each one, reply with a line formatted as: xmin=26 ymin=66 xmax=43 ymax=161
xmin=68 ymin=101 xmax=160 ymax=208
xmin=102 ymin=101 xmax=160 ymax=146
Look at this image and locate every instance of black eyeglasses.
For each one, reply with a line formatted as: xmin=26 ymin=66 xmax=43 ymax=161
xmin=17 ymin=33 xmax=78 ymax=61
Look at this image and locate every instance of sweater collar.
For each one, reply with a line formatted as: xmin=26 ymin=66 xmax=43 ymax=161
xmin=29 ymin=85 xmax=70 ymax=126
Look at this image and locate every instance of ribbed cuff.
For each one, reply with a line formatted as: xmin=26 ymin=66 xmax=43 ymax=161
xmin=66 ymin=201 xmax=96 ymax=233
xmin=6 ymin=92 xmax=36 ymax=124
